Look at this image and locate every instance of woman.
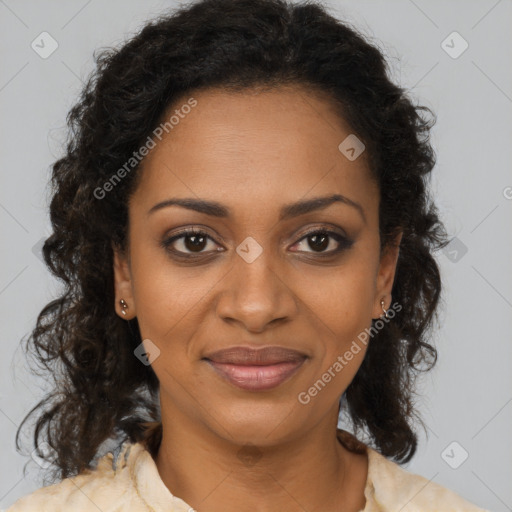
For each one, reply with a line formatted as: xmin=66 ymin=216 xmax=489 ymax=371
xmin=7 ymin=0 xmax=488 ymax=510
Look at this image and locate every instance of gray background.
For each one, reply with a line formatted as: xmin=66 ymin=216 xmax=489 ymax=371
xmin=1 ymin=0 xmax=511 ymax=510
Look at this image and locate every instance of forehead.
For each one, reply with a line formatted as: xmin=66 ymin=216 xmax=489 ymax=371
xmin=130 ymin=86 xmax=378 ymax=222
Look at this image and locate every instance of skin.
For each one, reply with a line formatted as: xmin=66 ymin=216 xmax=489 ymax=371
xmin=113 ymin=85 xmax=402 ymax=512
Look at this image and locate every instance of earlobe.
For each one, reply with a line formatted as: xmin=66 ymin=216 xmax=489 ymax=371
xmin=112 ymin=243 xmax=136 ymax=320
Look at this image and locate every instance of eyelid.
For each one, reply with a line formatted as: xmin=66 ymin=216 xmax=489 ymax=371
xmin=163 ymin=226 xmax=226 ymax=245
xmin=293 ymin=223 xmax=348 ymax=241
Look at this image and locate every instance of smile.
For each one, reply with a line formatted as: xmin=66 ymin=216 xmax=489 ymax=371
xmin=204 ymin=346 xmax=307 ymax=391
xmin=205 ymin=359 xmax=307 ymax=391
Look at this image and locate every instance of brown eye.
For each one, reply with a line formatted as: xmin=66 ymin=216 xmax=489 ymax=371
xmin=161 ymin=229 xmax=222 ymax=257
xmin=306 ymin=232 xmax=330 ymax=252
xmin=181 ymin=233 xmax=208 ymax=252
xmin=292 ymin=229 xmax=353 ymax=255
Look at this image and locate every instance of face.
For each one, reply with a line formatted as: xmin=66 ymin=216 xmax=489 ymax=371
xmin=113 ymin=86 xmax=401 ymax=447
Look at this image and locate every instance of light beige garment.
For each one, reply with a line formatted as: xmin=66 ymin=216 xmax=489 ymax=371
xmin=6 ymin=431 xmax=489 ymax=512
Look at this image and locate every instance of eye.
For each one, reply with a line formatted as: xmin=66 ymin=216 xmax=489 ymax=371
xmin=161 ymin=228 xmax=223 ymax=257
xmin=290 ymin=228 xmax=353 ymax=255
xmin=161 ymin=226 xmax=354 ymax=260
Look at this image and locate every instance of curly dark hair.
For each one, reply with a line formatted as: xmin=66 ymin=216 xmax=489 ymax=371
xmin=16 ymin=0 xmax=450 ymax=483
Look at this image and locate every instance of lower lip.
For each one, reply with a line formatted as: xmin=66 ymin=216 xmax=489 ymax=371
xmin=205 ymin=359 xmax=306 ymax=391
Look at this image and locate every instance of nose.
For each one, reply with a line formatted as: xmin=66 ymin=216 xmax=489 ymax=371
xmin=215 ymin=248 xmax=298 ymax=333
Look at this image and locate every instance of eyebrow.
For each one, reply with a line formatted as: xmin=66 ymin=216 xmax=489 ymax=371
xmin=148 ymin=193 xmax=366 ymax=224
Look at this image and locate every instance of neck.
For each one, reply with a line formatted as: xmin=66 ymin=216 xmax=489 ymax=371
xmin=153 ymin=407 xmax=367 ymax=512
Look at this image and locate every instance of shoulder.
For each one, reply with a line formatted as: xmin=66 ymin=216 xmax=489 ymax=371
xmin=365 ymin=447 xmax=490 ymax=512
xmin=5 ymin=442 xmax=146 ymax=512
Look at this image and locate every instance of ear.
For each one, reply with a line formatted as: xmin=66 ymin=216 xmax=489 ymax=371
xmin=372 ymin=230 xmax=403 ymax=319
xmin=112 ymin=242 xmax=136 ymax=320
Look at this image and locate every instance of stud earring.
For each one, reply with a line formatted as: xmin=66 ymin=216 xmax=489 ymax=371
xmin=120 ymin=298 xmax=128 ymax=316
xmin=380 ymin=298 xmax=389 ymax=319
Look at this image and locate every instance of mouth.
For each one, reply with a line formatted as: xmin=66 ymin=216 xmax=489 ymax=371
xmin=202 ymin=346 xmax=308 ymax=391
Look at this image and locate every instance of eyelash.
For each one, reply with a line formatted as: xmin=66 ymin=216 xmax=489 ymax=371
xmin=160 ymin=226 xmax=354 ymax=260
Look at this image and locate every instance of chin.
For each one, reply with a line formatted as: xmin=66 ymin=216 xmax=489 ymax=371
xmin=207 ymin=408 xmax=304 ymax=448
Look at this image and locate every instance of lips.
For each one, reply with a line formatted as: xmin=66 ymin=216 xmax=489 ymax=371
xmin=203 ymin=346 xmax=307 ymax=391
xmin=203 ymin=346 xmax=307 ymax=365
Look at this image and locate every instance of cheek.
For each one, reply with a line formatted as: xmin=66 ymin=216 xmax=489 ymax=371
xmin=292 ymin=256 xmax=376 ymax=384
xmin=295 ymin=259 xmax=376 ymax=337
xmin=128 ymin=240 xmax=214 ymax=342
